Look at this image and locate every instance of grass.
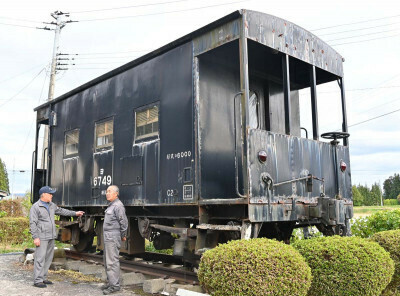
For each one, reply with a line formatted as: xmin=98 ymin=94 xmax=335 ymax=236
xmin=353 ymin=205 xmax=400 ymax=218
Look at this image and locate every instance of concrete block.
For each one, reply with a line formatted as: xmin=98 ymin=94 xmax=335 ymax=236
xmin=143 ymin=278 xmax=166 ymax=294
xmin=169 ymin=284 xmax=205 ymax=295
xmin=180 ymin=285 xmax=205 ymax=294
xmin=50 ymin=262 xmax=65 ymax=271
xmin=79 ymin=264 xmax=103 ymax=276
xmin=52 ymin=257 xmax=67 ymax=264
xmin=53 ymin=248 xmax=66 ymax=258
xmin=65 ymin=260 xmax=81 ymax=271
xmin=101 ymin=270 xmax=107 ymax=281
xmin=162 ymin=279 xmax=177 ymax=294
xmin=176 ymin=288 xmax=210 ymax=296
xmin=121 ymin=272 xmax=147 ymax=285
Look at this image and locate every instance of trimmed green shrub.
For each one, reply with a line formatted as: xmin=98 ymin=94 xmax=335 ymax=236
xmin=198 ymin=238 xmax=312 ymax=296
xmin=352 ymin=209 xmax=400 ymax=238
xmin=0 ymin=217 xmax=30 ymax=244
xmin=294 ymin=236 xmax=394 ymax=296
xmin=384 ymin=199 xmax=399 ymax=206
xmin=370 ymin=230 xmax=400 ymax=296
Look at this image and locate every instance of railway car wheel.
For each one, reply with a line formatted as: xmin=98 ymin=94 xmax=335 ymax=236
xmin=73 ymin=232 xmax=95 ymax=252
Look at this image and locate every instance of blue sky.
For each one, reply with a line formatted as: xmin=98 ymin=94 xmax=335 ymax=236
xmin=0 ymin=0 xmax=399 ymax=194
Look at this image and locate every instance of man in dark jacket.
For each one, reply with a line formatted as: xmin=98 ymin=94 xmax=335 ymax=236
xmin=101 ymin=185 xmax=128 ymax=295
xmin=29 ymin=186 xmax=84 ymax=288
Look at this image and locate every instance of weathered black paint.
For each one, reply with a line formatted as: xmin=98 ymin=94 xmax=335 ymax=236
xmin=46 ymin=43 xmax=194 ymax=207
xmin=32 ymin=10 xmax=353 ymax=251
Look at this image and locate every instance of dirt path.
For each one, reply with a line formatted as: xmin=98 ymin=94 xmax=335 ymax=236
xmin=0 ymin=253 xmax=142 ymax=296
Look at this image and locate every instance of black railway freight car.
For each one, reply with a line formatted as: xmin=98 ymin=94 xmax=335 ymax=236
xmin=32 ymin=10 xmax=353 ymax=261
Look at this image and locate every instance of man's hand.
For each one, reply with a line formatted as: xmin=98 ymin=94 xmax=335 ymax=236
xmin=122 ymin=237 xmax=127 ymax=241
xmin=75 ymin=211 xmax=85 ymax=217
xmin=34 ymin=238 xmax=40 ymax=247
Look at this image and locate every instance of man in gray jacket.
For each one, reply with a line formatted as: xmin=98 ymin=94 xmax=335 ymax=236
xmin=101 ymin=185 xmax=128 ymax=295
xmin=30 ymin=186 xmax=84 ymax=288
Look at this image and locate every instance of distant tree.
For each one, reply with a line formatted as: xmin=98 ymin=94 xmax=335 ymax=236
xmin=0 ymin=158 xmax=10 ymax=193
xmin=370 ymin=183 xmax=382 ymax=206
xmin=358 ymin=184 xmax=372 ymax=206
xmin=352 ymin=185 xmax=364 ymax=206
xmin=383 ymin=174 xmax=400 ymax=200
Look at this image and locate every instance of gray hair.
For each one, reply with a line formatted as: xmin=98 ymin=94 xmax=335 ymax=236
xmin=108 ymin=185 xmax=119 ymax=196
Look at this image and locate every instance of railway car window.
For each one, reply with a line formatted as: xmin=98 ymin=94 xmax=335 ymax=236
xmin=248 ymin=91 xmax=259 ymax=129
xmin=135 ymin=106 xmax=159 ymax=141
xmin=95 ymin=119 xmax=113 ymax=149
xmin=64 ymin=129 xmax=79 ymax=156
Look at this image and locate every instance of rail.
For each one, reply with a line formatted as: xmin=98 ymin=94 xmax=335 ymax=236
xmin=65 ymin=250 xmax=198 ymax=284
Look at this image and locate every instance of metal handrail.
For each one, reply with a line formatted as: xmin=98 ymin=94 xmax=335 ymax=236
xmin=233 ymin=91 xmax=246 ymax=198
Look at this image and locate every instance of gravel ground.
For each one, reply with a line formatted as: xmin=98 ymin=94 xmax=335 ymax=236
xmin=0 ymin=253 xmax=143 ymax=296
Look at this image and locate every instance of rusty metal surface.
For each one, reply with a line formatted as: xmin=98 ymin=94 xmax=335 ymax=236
xmin=196 ymin=224 xmax=241 ymax=231
xmin=248 ymin=130 xmax=351 ymax=201
xmin=65 ymin=250 xmax=198 ymax=284
xmin=247 ymin=129 xmax=351 ymax=222
xmin=193 ymin=18 xmax=240 ymax=56
xmin=245 ymin=10 xmax=344 ymax=77
xmin=150 ymin=224 xmax=197 ymax=237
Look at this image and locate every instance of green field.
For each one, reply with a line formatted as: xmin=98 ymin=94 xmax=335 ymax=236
xmin=353 ymin=205 xmax=400 ymax=218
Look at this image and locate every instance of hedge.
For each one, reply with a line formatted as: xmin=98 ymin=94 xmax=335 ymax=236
xmin=198 ymin=238 xmax=312 ymax=296
xmin=352 ymin=209 xmax=400 ymax=238
xmin=0 ymin=200 xmax=24 ymax=217
xmin=384 ymin=199 xmax=399 ymax=206
xmin=370 ymin=230 xmax=400 ymax=296
xmin=294 ymin=236 xmax=394 ymax=296
xmin=0 ymin=217 xmax=30 ymax=244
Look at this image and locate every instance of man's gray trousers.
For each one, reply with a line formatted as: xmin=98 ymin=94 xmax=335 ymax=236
xmin=34 ymin=239 xmax=55 ymax=284
xmin=103 ymin=232 xmax=122 ymax=288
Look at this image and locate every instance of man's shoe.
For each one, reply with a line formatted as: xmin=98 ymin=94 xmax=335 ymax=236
xmin=103 ymin=286 xmax=121 ymax=295
xmin=34 ymin=282 xmax=47 ymax=288
xmin=101 ymin=284 xmax=110 ymax=290
xmin=43 ymin=280 xmax=53 ymax=285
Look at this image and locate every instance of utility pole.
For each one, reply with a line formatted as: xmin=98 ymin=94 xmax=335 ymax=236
xmin=37 ymin=11 xmax=72 ymax=169
xmin=47 ymin=11 xmax=69 ymax=101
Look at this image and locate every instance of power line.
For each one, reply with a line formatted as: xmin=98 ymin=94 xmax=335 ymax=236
xmin=77 ymin=0 xmax=247 ymax=22
xmin=0 ymin=21 xmax=38 ymax=29
xmin=331 ymin=33 xmax=399 ymax=46
xmin=70 ymin=0 xmax=194 ymax=14
xmin=69 ymin=55 xmax=140 ymax=60
xmin=311 ymin=14 xmax=400 ymax=31
xmin=70 ymin=50 xmax=150 ymax=55
xmin=348 ymin=107 xmax=400 ymax=128
xmin=0 ymin=68 xmax=46 ymax=108
xmin=67 ymin=67 xmax=112 ymax=70
xmin=0 ymin=63 xmax=48 ymax=84
xmin=20 ymin=64 xmax=50 ymax=153
xmin=355 ymin=97 xmax=400 ymax=115
xmin=72 ymin=62 xmax=129 ymax=65
xmin=0 ymin=16 xmax=43 ymax=24
xmin=300 ymin=85 xmax=400 ymax=96
xmin=319 ymin=21 xmax=400 ymax=37
xmin=349 ymin=74 xmax=400 ymax=105
xmin=326 ymin=28 xmax=399 ymax=42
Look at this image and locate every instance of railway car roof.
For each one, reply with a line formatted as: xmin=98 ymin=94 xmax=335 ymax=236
xmin=35 ymin=9 xmax=343 ymax=111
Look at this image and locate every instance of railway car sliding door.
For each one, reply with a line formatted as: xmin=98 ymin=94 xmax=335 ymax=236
xmin=91 ymin=118 xmax=114 ymax=203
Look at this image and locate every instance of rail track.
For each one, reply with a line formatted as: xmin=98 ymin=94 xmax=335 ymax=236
xmin=65 ymin=250 xmax=198 ymax=284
